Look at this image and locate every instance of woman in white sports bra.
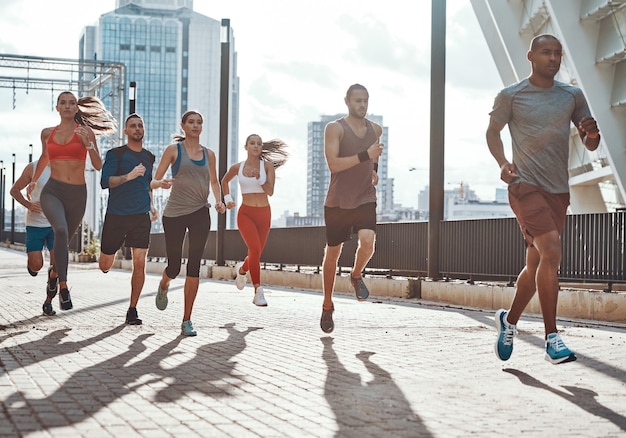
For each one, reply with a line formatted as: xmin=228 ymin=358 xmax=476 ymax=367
xmin=221 ymin=134 xmax=288 ymax=306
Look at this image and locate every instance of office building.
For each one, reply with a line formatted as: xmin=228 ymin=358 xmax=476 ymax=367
xmin=78 ymin=0 xmax=239 ymax=230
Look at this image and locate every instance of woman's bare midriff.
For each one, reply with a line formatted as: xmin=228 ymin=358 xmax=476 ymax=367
xmin=50 ymin=160 xmax=86 ymax=185
xmin=242 ymin=192 xmax=269 ymax=207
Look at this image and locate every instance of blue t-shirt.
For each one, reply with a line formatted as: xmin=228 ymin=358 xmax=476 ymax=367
xmin=101 ymin=145 xmax=154 ymax=215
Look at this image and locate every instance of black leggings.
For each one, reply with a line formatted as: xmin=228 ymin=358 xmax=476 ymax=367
xmin=40 ymin=179 xmax=87 ymax=283
xmin=162 ymin=207 xmax=210 ymax=279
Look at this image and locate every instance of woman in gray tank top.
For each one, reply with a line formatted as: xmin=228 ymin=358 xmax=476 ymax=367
xmin=150 ymin=110 xmax=226 ymax=336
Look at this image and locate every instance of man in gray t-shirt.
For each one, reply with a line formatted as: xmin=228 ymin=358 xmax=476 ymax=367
xmin=485 ymin=34 xmax=601 ymax=365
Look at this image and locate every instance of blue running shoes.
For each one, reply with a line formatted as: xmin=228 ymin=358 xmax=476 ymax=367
xmin=494 ymin=309 xmax=516 ymax=361
xmin=545 ymin=332 xmax=577 ymax=364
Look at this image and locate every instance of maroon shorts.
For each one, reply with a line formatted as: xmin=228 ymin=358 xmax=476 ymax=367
xmin=508 ymin=182 xmax=569 ymax=246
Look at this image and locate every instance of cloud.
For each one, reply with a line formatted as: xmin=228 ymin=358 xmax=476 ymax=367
xmin=339 ymin=14 xmax=430 ymax=80
xmin=446 ymin=3 xmax=504 ymax=92
xmin=0 ymin=0 xmax=508 ymax=215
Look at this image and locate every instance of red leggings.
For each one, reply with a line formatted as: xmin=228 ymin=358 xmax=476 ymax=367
xmin=237 ymin=204 xmax=271 ymax=285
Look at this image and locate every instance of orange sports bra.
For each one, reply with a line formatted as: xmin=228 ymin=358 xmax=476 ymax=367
xmin=46 ymin=125 xmax=87 ymax=161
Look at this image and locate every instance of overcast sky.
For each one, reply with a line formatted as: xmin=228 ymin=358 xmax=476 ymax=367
xmin=0 ymin=0 xmax=511 ymax=217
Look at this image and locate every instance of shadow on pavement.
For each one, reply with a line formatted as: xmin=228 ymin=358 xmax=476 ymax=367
xmin=321 ymin=336 xmax=433 ymax=437
xmin=504 ymin=368 xmax=626 ymax=431
xmin=2 ymin=323 xmax=262 ymax=435
xmin=457 ymin=309 xmax=626 ymax=388
xmin=0 ymin=324 xmax=125 ymax=378
xmin=153 ymin=322 xmax=262 ymax=403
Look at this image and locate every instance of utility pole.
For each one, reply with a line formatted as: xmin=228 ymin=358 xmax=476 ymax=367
xmin=216 ymin=19 xmax=231 ymax=266
xmin=428 ymin=0 xmax=446 ymax=280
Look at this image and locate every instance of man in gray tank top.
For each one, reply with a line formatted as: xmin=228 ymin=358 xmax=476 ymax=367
xmin=486 ymin=34 xmax=601 ymax=365
xmin=320 ymin=84 xmax=384 ymax=333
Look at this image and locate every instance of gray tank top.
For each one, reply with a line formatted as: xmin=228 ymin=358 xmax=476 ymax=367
xmin=324 ymin=118 xmax=377 ymax=209
xmin=163 ymin=142 xmax=211 ymax=217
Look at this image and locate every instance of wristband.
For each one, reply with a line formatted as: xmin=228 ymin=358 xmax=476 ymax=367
xmin=373 ymin=162 xmax=378 ymax=172
xmin=224 ymin=194 xmax=233 ymax=204
xmin=586 ymin=131 xmax=599 ymax=139
xmin=86 ymin=141 xmax=95 ymax=150
xmin=358 ymin=151 xmax=369 ymax=162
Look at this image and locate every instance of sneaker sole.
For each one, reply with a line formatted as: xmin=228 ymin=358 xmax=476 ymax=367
xmin=320 ymin=323 xmax=334 ymax=334
xmin=156 ymin=298 xmax=168 ymax=311
xmin=545 ymin=352 xmax=577 ymax=364
xmin=126 ymin=319 xmax=143 ymax=325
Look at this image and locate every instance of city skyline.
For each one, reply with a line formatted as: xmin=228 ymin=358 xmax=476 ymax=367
xmin=0 ymin=0 xmax=509 ymax=219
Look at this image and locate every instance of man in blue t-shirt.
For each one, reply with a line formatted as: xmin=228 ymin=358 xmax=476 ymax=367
xmin=486 ymin=34 xmax=601 ymax=365
xmin=99 ymin=113 xmax=157 ymax=325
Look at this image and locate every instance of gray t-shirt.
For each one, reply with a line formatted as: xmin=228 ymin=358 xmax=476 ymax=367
xmin=490 ymin=78 xmax=591 ymax=193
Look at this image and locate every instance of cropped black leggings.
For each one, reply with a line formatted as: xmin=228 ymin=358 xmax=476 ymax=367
xmin=40 ymin=179 xmax=87 ymax=283
xmin=162 ymin=207 xmax=210 ymax=279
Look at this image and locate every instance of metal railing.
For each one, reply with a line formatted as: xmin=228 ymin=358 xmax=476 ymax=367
xmin=5 ymin=212 xmax=625 ymax=289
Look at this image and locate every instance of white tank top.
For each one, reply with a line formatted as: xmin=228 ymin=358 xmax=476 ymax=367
xmin=26 ymin=161 xmax=51 ymax=228
xmin=238 ymin=160 xmax=266 ymax=194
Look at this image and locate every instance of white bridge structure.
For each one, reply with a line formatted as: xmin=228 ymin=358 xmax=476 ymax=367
xmin=471 ymin=0 xmax=626 ymax=212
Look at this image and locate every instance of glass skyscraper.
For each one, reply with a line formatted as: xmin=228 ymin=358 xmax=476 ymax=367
xmin=79 ymin=0 xmax=239 ymax=230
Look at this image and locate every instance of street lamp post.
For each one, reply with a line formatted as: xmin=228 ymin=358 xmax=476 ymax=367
xmin=129 ymin=81 xmax=136 ymax=114
xmin=0 ymin=160 xmax=4 ymax=241
xmin=428 ymin=0 xmax=446 ymax=280
xmin=11 ymin=153 xmax=16 ymax=244
xmin=29 ymin=144 xmax=33 ymax=163
xmin=216 ymin=18 xmax=231 ymax=266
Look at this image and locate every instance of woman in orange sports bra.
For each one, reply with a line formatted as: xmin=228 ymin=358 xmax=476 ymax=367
xmin=30 ymin=91 xmax=115 ymax=312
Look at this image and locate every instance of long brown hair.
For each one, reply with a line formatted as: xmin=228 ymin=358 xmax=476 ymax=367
xmin=58 ymin=91 xmax=116 ymax=135
xmin=246 ymin=134 xmax=288 ymax=168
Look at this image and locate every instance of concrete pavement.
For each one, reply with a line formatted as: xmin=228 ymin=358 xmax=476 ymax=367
xmin=1 ymin=247 xmax=625 ymax=437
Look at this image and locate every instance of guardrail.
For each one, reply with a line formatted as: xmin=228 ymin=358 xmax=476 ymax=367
xmin=5 ymin=212 xmax=625 ymax=290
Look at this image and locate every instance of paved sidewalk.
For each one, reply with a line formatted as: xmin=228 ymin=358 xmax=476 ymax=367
xmin=1 ymin=247 xmax=625 ymax=437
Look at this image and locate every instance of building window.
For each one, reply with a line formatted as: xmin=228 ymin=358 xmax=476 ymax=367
xmin=120 ymin=44 xmax=130 ymax=50
xmin=136 ymin=45 xmax=146 ymax=51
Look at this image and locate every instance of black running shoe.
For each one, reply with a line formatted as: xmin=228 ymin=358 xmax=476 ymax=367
xmin=59 ymin=288 xmax=73 ymax=311
xmin=125 ymin=307 xmax=142 ymax=325
xmin=350 ymin=275 xmax=370 ymax=301
xmin=42 ymin=301 xmax=56 ymax=316
xmin=320 ymin=305 xmax=335 ymax=333
xmin=47 ymin=267 xmax=58 ymax=296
